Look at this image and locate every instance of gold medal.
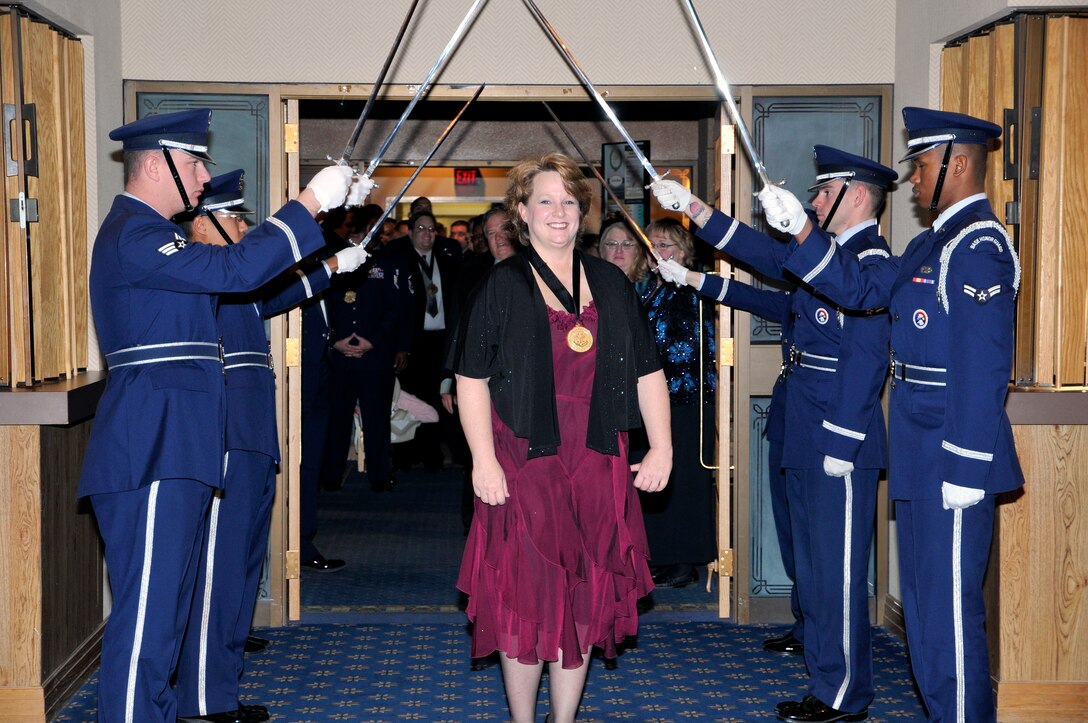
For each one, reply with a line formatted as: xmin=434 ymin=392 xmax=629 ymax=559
xmin=567 ymin=323 xmax=593 ymax=353
xmin=343 ymin=290 xmax=357 ymax=303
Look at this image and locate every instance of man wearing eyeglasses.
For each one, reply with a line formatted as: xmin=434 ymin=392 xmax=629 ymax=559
xmin=390 ymin=210 xmax=461 ymax=473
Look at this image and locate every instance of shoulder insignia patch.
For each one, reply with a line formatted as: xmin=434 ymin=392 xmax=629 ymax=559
xmin=969 ymin=235 xmax=1003 ymax=252
xmin=963 ymin=283 xmax=1001 ymax=304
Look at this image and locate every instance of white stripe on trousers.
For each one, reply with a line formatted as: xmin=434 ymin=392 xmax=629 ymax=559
xmin=952 ymin=508 xmax=966 ymax=723
xmin=198 ymin=452 xmax=229 ymax=714
xmin=832 ymin=472 xmax=853 ymax=710
xmin=125 ymin=480 xmax=161 ymax=723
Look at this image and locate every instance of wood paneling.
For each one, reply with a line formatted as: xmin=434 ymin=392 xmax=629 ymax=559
xmin=1 ymin=14 xmax=30 ymax=387
xmin=62 ymin=37 xmax=86 ymax=372
xmin=0 ymin=425 xmax=42 ymax=688
xmin=993 ymin=424 xmax=1088 ymax=720
xmin=1041 ymin=17 xmax=1088 ymax=386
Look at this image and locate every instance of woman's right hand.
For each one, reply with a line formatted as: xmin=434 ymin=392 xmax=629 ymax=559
xmin=472 ymin=456 xmax=509 ymax=506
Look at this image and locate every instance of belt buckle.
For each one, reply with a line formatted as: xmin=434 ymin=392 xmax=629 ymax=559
xmin=788 ymin=346 xmax=802 ymax=367
xmin=217 ymin=337 xmax=226 ymax=374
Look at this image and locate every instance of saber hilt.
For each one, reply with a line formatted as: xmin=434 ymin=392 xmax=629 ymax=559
xmin=356 ymin=86 xmax=485 ymax=250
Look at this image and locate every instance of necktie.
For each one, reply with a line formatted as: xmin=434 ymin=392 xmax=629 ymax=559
xmin=420 ymin=254 xmax=438 ymax=317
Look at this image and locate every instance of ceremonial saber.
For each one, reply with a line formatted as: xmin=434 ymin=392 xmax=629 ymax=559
xmin=541 ymin=101 xmax=662 ymax=263
xmin=523 ymin=0 xmax=661 ymax=181
xmin=337 ymin=0 xmax=422 ymax=164
xmin=356 ymin=85 xmax=485 ymax=248
xmin=679 ymin=0 xmax=772 ymax=190
xmin=362 ymin=0 xmax=487 ymax=178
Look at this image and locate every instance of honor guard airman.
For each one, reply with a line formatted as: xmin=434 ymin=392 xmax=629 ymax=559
xmin=173 ymin=171 xmax=370 ymax=723
xmin=652 ymin=145 xmax=898 ymax=723
xmin=79 ymin=108 xmax=359 ymax=723
xmin=762 ymin=108 xmax=1024 ymax=723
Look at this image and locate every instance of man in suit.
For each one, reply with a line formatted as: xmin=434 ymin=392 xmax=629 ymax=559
xmin=390 ymin=210 xmax=460 ymax=472
xmin=764 ymin=108 xmax=1023 ymax=723
xmin=79 ymin=108 xmax=356 ymax=723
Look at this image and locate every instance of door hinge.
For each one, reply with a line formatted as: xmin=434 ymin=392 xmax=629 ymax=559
xmin=285 ymin=338 xmax=300 ymax=367
xmin=285 ymin=549 xmax=300 ymax=580
xmin=720 ymin=337 xmax=735 ymax=367
xmin=1005 ymin=201 xmax=1020 ymax=226
xmin=719 ymin=548 xmax=734 ymax=577
xmin=284 ymin=122 xmax=299 ymax=153
xmin=9 ymin=192 xmax=38 ymax=227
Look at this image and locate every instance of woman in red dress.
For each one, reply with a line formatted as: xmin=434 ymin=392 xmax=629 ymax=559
xmin=450 ymin=152 xmax=672 ymax=722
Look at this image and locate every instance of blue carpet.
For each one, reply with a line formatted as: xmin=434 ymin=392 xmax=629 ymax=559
xmin=56 ymin=464 xmax=926 ymax=720
xmin=56 ymin=621 xmax=924 ymax=721
xmin=303 ymin=465 xmax=719 ymax=615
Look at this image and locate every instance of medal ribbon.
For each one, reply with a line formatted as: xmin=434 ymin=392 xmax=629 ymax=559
xmin=526 ymin=244 xmax=581 ymax=322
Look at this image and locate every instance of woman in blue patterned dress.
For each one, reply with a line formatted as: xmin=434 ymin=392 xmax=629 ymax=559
xmin=639 ymin=218 xmax=718 ymax=588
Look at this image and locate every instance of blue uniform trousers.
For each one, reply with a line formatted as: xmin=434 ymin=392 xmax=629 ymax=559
xmin=92 ymin=479 xmax=212 ymax=723
xmin=325 ymin=365 xmax=396 ymax=486
xmin=787 ymin=466 xmax=877 ymax=713
xmin=176 ymin=451 xmax=276 ymax=716
xmin=768 ymin=439 xmax=803 ymax=641
xmin=897 ymin=497 xmax=996 ymax=723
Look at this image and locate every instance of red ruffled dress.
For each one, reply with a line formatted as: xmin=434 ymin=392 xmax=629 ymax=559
xmin=457 ymin=301 xmax=654 ymax=668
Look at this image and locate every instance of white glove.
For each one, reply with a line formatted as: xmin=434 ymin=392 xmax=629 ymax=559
xmin=941 ymin=481 xmax=985 ymax=510
xmin=656 ymin=258 xmax=691 ymax=287
xmin=650 ymin=178 xmax=691 ymax=212
xmin=758 ymin=184 xmax=807 ymax=235
xmin=306 ymin=165 xmax=353 ymax=212
xmin=334 ymin=244 xmax=369 ymax=274
xmin=346 ymin=173 xmax=376 ymax=207
xmin=823 ymin=455 xmax=854 ymax=477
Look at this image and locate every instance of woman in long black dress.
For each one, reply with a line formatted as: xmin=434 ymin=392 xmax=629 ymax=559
xmin=450 ymin=152 xmax=672 ymax=723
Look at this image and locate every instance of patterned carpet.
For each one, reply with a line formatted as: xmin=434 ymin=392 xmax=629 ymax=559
xmin=57 ymin=622 xmax=923 ymax=721
xmin=55 ymin=466 xmax=926 ymax=721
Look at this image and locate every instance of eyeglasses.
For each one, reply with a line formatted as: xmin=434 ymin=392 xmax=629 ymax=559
xmin=415 ymin=225 xmax=436 ymax=234
xmin=215 ymin=212 xmax=248 ymax=222
xmin=602 ymin=240 xmax=636 ymax=250
xmin=652 ymin=242 xmax=677 ymax=251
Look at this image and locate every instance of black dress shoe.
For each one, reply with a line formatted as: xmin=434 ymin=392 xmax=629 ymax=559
xmin=178 ymin=702 xmax=269 ymax=723
xmin=301 ymin=553 xmax=345 ymax=571
xmin=776 ymin=694 xmax=817 ymax=715
xmin=370 ymin=475 xmax=395 ymax=493
xmin=777 ymin=696 xmax=867 ymax=722
xmin=651 ymin=563 xmax=698 ymax=588
xmin=763 ymin=632 xmax=804 ymax=655
xmin=244 ymin=635 xmax=269 ymax=653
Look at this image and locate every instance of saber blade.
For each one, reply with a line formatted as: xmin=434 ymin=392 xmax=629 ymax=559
xmin=338 ymin=0 xmax=422 ymax=164
xmin=541 ymin=101 xmax=661 ymax=262
xmin=679 ymin=0 xmax=772 ymax=188
xmin=523 ymin=0 xmax=659 ymax=180
xmin=357 ymin=86 xmax=485 ymax=249
xmin=363 ymin=0 xmax=487 ymax=177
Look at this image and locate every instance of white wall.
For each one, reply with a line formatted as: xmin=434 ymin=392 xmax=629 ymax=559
xmin=118 ymin=0 xmax=896 ymax=86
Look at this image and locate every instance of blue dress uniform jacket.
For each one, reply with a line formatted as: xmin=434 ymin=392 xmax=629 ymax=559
xmin=79 ymin=195 xmax=323 ymax=498
xmin=783 ymin=196 xmax=1024 ymax=499
xmin=218 ymin=263 xmax=333 ymax=461
xmin=698 ymin=209 xmax=890 ymax=470
xmin=784 ymin=194 xmax=1024 ymax=723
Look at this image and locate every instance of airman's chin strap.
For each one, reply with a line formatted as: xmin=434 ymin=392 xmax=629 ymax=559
xmin=929 ymin=141 xmax=955 ymax=212
xmin=161 ymin=147 xmax=195 ymax=213
xmin=820 ymin=179 xmax=852 ymax=231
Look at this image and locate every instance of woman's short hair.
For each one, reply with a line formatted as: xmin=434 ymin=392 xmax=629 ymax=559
xmin=599 ymin=218 xmax=649 ymax=283
xmin=645 ymin=217 xmax=695 ymax=266
xmin=505 ymin=152 xmax=591 ymax=246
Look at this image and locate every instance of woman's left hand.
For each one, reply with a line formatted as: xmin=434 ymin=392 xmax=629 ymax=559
xmin=631 ymin=446 xmax=671 ymax=492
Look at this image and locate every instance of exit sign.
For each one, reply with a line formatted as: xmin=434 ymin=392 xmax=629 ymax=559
xmin=454 ymin=167 xmax=481 ymax=185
